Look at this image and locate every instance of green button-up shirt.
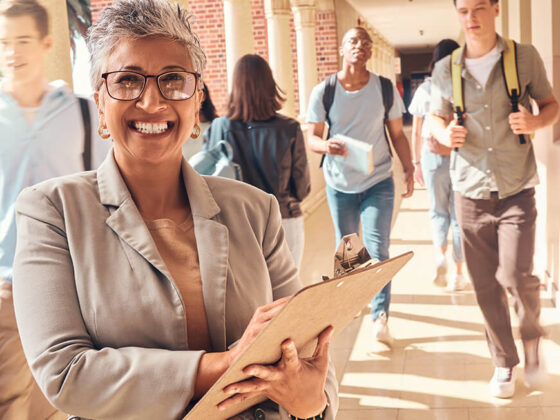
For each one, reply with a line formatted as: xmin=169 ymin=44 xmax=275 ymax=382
xmin=430 ymin=35 xmax=553 ymax=199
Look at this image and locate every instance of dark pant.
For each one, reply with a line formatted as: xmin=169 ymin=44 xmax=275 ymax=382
xmin=455 ymin=188 xmax=545 ymax=368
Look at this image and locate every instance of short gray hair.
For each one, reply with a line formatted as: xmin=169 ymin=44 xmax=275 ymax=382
xmin=87 ymin=0 xmax=206 ymax=91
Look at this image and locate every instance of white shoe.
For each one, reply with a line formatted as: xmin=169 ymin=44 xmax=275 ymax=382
xmin=433 ymin=254 xmax=448 ymax=287
xmin=446 ymin=273 xmax=467 ymax=292
xmin=489 ymin=367 xmax=516 ymax=398
xmin=524 ymin=338 xmax=548 ymax=390
xmin=373 ymin=311 xmax=393 ymax=346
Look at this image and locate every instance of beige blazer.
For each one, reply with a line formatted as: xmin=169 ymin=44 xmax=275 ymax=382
xmin=13 ymin=153 xmax=338 ymax=420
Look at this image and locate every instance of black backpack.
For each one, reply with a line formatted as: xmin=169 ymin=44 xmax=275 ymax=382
xmin=320 ymin=73 xmax=394 ymax=167
xmin=78 ymin=97 xmax=92 ymax=171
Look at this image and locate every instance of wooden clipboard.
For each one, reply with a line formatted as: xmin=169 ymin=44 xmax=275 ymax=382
xmin=185 ymin=250 xmax=413 ymax=419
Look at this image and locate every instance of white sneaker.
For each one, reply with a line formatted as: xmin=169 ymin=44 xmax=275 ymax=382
xmin=489 ymin=367 xmax=516 ymax=398
xmin=433 ymin=254 xmax=448 ymax=287
xmin=524 ymin=338 xmax=548 ymax=390
xmin=446 ymin=273 xmax=467 ymax=292
xmin=373 ymin=311 xmax=393 ymax=346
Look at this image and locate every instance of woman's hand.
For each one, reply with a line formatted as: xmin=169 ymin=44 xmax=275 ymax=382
xmin=219 ymin=326 xmax=333 ymax=418
xmin=227 ymin=297 xmax=291 ymax=364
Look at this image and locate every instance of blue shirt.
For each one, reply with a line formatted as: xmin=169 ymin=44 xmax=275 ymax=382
xmin=0 ymin=80 xmax=110 ymax=281
xmin=307 ymin=72 xmax=405 ymax=193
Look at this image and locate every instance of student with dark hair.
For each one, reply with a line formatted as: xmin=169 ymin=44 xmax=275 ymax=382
xmin=431 ymin=0 xmax=559 ymax=398
xmin=205 ymin=54 xmax=310 ymax=269
xmin=408 ymin=38 xmax=465 ymax=291
xmin=183 ymin=84 xmax=217 ymax=159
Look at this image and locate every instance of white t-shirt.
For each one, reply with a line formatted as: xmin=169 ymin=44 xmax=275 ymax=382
xmin=464 ymin=45 xmax=500 ymax=88
xmin=21 ymin=106 xmax=40 ymax=125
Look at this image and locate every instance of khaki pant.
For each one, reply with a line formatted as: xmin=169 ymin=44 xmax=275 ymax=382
xmin=455 ymin=188 xmax=545 ymax=368
xmin=0 ymin=279 xmax=60 ymax=420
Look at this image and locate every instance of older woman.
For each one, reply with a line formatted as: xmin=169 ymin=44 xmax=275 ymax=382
xmin=11 ymin=1 xmax=338 ymax=419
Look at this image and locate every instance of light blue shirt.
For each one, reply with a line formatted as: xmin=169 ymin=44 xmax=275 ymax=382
xmin=307 ymin=72 xmax=405 ymax=193
xmin=408 ymin=77 xmax=432 ymax=140
xmin=0 ymin=80 xmax=110 ymax=282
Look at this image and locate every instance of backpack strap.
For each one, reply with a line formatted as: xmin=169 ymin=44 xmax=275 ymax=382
xmin=451 ymin=47 xmax=465 ymax=123
xmin=451 ymin=47 xmax=465 ymax=152
xmin=319 ymin=73 xmax=338 ymax=168
xmin=501 ymin=39 xmax=526 ymax=144
xmin=379 ymin=75 xmax=394 ymax=157
xmin=78 ymin=97 xmax=92 ymax=171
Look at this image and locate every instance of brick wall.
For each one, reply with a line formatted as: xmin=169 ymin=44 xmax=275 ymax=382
xmin=315 ymin=10 xmax=339 ymax=84
xmin=89 ymin=0 xmax=339 ymax=118
xmin=189 ymin=1 xmax=228 ymax=116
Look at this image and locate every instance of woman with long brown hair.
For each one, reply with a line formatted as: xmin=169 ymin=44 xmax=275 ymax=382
xmin=205 ymin=54 xmax=310 ymax=270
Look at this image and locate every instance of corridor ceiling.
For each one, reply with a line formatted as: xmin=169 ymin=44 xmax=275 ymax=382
xmin=347 ymin=0 xmax=462 ymax=52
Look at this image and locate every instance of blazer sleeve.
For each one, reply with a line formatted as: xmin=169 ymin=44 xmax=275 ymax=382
xmin=13 ymin=187 xmax=204 ymax=420
xmin=262 ymin=194 xmax=339 ymax=420
xmin=290 ymin=125 xmax=311 ymax=202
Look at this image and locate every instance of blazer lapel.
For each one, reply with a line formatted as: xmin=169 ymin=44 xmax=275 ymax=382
xmin=97 ymin=152 xmax=172 ymax=279
xmin=182 ymin=162 xmax=229 ymax=352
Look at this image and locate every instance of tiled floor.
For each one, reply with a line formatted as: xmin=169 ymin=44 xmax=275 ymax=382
xmin=301 ymin=187 xmax=560 ymax=420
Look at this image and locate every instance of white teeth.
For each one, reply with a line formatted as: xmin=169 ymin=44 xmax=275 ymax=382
xmin=133 ymin=122 xmax=169 ymax=134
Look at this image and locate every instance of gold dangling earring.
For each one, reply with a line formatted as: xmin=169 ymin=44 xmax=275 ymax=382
xmin=98 ymin=125 xmax=111 ymax=140
xmin=191 ymin=124 xmax=200 ymax=139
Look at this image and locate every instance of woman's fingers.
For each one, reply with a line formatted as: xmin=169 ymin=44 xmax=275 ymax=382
xmin=243 ymin=364 xmax=281 ymax=381
xmin=280 ymin=339 xmax=300 ymax=370
xmin=218 ymin=390 xmax=263 ymax=411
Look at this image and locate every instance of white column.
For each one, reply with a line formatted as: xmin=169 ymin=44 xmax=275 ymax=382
xmin=41 ymin=0 xmax=72 ymax=87
xmin=508 ymin=0 xmax=531 ymax=43
xmin=496 ymin=0 xmax=509 ymax=37
xmin=372 ymin=31 xmax=381 ymax=73
xmin=223 ymin=0 xmax=255 ymax=90
xmin=265 ymin=0 xmax=295 ymax=117
xmin=292 ymin=0 xmax=317 ymax=119
xmin=530 ymin=0 xmax=560 ymax=308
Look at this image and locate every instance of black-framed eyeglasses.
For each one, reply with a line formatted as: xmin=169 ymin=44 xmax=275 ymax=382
xmin=101 ymin=70 xmax=200 ymax=101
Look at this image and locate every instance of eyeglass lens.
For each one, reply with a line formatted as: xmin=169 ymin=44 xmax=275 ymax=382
xmin=105 ymin=71 xmax=197 ymax=100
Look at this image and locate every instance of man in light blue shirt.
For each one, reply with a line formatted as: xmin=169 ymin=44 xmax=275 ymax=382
xmin=0 ymin=1 xmax=109 ymax=417
xmin=307 ymin=27 xmax=414 ymax=346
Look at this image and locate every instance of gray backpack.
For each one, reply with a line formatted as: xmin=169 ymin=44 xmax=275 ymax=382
xmin=188 ymin=140 xmax=243 ymax=181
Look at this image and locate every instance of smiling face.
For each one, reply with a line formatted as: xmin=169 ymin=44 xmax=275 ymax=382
xmin=0 ymin=14 xmax=51 ymax=86
xmin=95 ymin=37 xmax=202 ymax=166
xmin=340 ymin=28 xmax=373 ymax=66
xmin=455 ymin=0 xmax=499 ymax=40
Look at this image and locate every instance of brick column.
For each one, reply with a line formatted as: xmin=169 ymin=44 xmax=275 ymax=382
xmin=223 ymin=0 xmax=255 ymax=90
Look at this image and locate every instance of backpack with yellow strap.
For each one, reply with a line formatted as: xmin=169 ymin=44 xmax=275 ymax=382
xmin=451 ymin=39 xmax=532 ymax=147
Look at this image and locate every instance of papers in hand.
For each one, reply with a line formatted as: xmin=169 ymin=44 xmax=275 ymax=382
xmin=334 ymin=134 xmax=374 ymax=175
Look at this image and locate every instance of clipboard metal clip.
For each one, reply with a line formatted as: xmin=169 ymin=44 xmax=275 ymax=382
xmin=332 ymin=233 xmax=376 ymax=278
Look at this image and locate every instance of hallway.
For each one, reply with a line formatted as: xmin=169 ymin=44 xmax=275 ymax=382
xmin=301 ymin=187 xmax=560 ymax=419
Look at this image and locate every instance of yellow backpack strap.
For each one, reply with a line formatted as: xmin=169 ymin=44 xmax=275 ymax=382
xmin=501 ymin=39 xmax=530 ymax=143
xmin=451 ymin=47 xmax=464 ymax=117
xmin=501 ymin=39 xmax=520 ymax=101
